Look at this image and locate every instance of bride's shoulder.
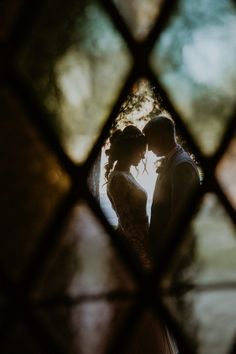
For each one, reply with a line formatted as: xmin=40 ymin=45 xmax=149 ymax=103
xmin=108 ymin=171 xmax=130 ymax=190
xmin=108 ymin=170 xmax=129 ymax=182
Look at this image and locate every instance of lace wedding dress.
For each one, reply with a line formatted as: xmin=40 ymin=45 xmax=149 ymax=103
xmin=107 ymin=170 xmax=178 ymax=354
xmin=107 ymin=170 xmax=150 ymax=268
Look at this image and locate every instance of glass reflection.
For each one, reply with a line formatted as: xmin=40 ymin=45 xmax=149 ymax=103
xmin=32 ymin=201 xmax=135 ymax=300
xmin=162 ymin=193 xmax=236 ymax=288
xmin=0 ymin=88 xmax=70 ymax=281
xmin=35 ymin=301 xmax=132 ymax=354
xmin=18 ymin=0 xmax=132 ymax=162
xmin=216 ymin=131 xmax=236 ymax=210
xmin=151 ymin=0 xmax=236 ymax=155
xmin=113 ymin=0 xmax=164 ymax=41
xmin=164 ymin=289 xmax=236 ymax=354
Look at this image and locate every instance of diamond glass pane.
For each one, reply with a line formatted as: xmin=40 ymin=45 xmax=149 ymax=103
xmin=216 ymin=131 xmax=236 ymax=210
xmin=162 ymin=193 xmax=236 ymax=288
xmin=163 ymin=289 xmax=236 ymax=354
xmin=112 ymin=0 xmax=164 ymax=41
xmin=32 ymin=201 xmax=136 ymax=300
xmin=0 ymin=88 xmax=70 ymax=281
xmin=35 ymin=300 xmax=132 ymax=354
xmin=17 ymin=0 xmax=132 ymax=163
xmin=123 ymin=310 xmax=178 ymax=354
xmin=151 ymin=0 xmax=236 ymax=155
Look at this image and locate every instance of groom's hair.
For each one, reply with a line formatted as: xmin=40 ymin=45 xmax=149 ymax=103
xmin=143 ymin=115 xmax=176 ymax=141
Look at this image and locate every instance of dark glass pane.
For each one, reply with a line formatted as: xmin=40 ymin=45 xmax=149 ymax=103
xmin=0 ymin=0 xmax=25 ymax=41
xmin=1 ymin=322 xmax=50 ymax=354
xmin=32 ymin=201 xmax=136 ymax=300
xmin=163 ymin=289 xmax=236 ymax=354
xmin=35 ymin=300 xmax=132 ymax=354
xmin=162 ymin=193 xmax=236 ymax=288
xmin=17 ymin=0 xmax=132 ymax=163
xmin=151 ymin=0 xmax=236 ymax=155
xmin=0 ymin=87 xmax=70 ymax=281
xmin=0 ymin=292 xmax=6 ymax=328
xmin=216 ymin=131 xmax=236 ymax=210
xmin=113 ymin=0 xmax=164 ymax=41
xmin=123 ymin=310 xmax=178 ymax=354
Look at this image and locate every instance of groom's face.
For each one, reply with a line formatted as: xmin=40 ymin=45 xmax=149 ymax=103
xmin=146 ymin=134 xmax=163 ymax=157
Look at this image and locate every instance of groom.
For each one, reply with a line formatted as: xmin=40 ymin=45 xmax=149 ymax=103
xmin=143 ymin=115 xmax=200 ymax=261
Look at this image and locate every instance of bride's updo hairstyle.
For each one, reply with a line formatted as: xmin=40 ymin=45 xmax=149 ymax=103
xmin=105 ymin=125 xmax=146 ymax=180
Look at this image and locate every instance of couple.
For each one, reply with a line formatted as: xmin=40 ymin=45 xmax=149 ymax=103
xmin=105 ymin=115 xmax=200 ymax=353
xmin=106 ymin=115 xmax=200 ymax=267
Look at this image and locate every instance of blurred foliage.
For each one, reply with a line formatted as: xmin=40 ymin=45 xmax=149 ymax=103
xmin=111 ymin=79 xmax=163 ymax=132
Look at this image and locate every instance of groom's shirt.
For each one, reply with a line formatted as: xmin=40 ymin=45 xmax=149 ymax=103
xmin=149 ymin=145 xmax=200 ymax=260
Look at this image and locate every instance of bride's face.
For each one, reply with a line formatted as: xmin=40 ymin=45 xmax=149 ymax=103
xmin=130 ymin=146 xmax=146 ymax=166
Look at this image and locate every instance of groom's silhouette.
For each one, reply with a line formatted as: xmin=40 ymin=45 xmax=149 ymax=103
xmin=143 ymin=116 xmax=200 ymax=261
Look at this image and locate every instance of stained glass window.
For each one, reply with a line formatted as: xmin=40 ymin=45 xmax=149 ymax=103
xmin=1 ymin=0 xmax=236 ymax=353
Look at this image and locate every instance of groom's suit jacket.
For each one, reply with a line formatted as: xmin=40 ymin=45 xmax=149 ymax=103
xmin=149 ymin=145 xmax=200 ymax=259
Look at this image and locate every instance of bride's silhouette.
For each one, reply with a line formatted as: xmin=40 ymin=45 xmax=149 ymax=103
xmin=105 ymin=125 xmax=177 ymax=354
xmin=105 ymin=126 xmax=150 ymax=268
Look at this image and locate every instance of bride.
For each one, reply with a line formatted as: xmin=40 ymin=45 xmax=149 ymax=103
xmin=105 ymin=125 xmax=150 ymax=268
xmin=105 ymin=125 xmax=177 ymax=354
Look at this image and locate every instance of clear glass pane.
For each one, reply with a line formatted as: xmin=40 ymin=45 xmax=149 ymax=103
xmin=113 ymin=0 xmax=164 ymax=41
xmin=0 ymin=87 xmax=70 ymax=281
xmin=163 ymin=289 xmax=236 ymax=354
xmin=35 ymin=300 xmax=132 ymax=354
xmin=89 ymin=78 xmax=201 ymax=270
xmin=162 ymin=193 xmax=236 ymax=288
xmin=216 ymin=131 xmax=236 ymax=210
xmin=123 ymin=310 xmax=178 ymax=354
xmin=32 ymin=201 xmax=136 ymax=300
xmin=151 ymin=0 xmax=236 ymax=155
xmin=17 ymin=0 xmax=132 ymax=163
